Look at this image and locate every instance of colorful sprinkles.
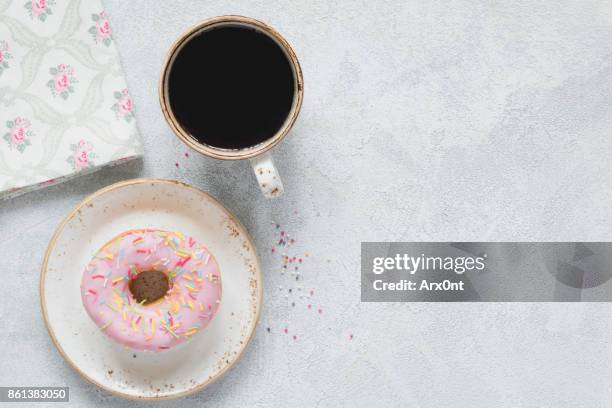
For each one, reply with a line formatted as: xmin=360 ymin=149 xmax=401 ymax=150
xmin=267 ymin=221 xmax=335 ymax=343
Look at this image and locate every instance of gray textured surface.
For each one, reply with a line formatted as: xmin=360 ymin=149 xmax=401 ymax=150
xmin=2 ymin=1 xmax=612 ymax=406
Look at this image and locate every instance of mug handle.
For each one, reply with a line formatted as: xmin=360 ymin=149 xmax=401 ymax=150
xmin=250 ymin=152 xmax=284 ymax=198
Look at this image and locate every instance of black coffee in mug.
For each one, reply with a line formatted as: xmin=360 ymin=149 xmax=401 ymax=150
xmin=167 ymin=25 xmax=296 ymax=150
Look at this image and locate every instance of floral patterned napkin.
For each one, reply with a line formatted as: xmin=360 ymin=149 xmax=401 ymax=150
xmin=0 ymin=0 xmax=142 ymax=200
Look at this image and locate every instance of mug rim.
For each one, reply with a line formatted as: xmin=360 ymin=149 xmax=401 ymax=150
xmin=159 ymin=15 xmax=304 ymax=161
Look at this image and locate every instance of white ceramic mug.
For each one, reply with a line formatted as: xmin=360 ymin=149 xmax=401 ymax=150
xmin=159 ymin=15 xmax=304 ymax=198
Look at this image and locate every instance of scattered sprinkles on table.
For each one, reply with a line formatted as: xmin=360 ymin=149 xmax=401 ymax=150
xmin=173 ymin=151 xmax=191 ymax=171
xmin=266 ymin=221 xmax=344 ymax=342
xmin=80 ymin=229 xmax=222 ymax=352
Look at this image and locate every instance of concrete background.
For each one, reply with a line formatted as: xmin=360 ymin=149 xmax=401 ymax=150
xmin=2 ymin=0 xmax=612 ymax=406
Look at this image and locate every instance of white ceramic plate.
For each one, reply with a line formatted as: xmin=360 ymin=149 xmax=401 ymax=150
xmin=40 ymin=179 xmax=262 ymax=400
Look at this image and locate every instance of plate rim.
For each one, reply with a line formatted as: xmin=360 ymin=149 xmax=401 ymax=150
xmin=39 ymin=178 xmax=263 ymax=401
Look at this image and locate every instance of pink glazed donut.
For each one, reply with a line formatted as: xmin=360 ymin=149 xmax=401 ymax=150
xmin=80 ymin=229 xmax=222 ymax=351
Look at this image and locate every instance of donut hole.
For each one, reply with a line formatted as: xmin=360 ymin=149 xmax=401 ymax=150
xmin=129 ymin=270 xmax=170 ymax=305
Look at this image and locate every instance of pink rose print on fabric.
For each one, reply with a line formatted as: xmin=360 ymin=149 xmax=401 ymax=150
xmin=111 ymin=88 xmax=135 ymax=122
xmin=24 ymin=0 xmax=55 ymax=22
xmin=89 ymin=11 xmax=112 ymax=47
xmin=3 ymin=117 xmax=34 ymax=153
xmin=67 ymin=140 xmax=96 ymax=170
xmin=47 ymin=64 xmax=78 ymax=100
xmin=0 ymin=41 xmax=12 ymax=76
